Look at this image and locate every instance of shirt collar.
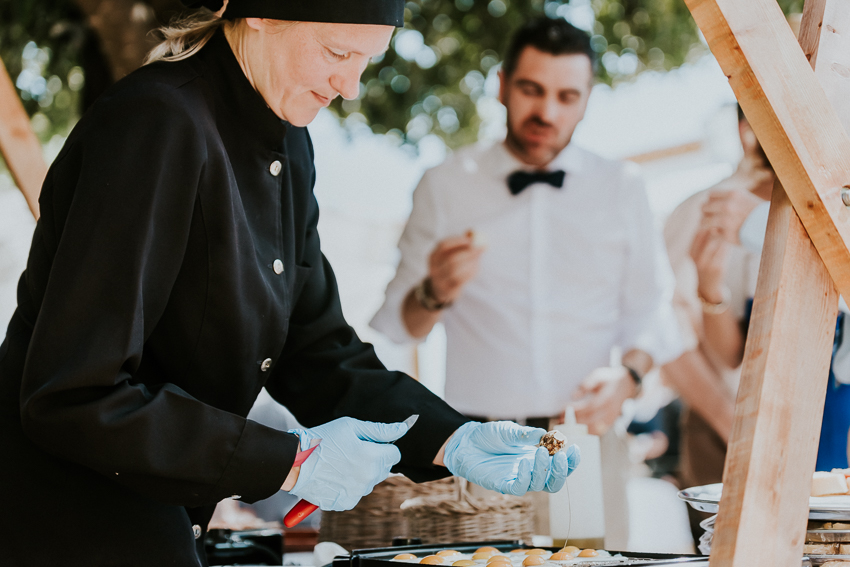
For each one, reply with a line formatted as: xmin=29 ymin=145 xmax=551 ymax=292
xmin=492 ymin=140 xmax=584 ymax=177
xmin=191 ymin=29 xmax=289 ymax=150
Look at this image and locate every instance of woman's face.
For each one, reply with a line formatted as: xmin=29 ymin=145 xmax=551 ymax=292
xmin=240 ymin=19 xmax=393 ymax=127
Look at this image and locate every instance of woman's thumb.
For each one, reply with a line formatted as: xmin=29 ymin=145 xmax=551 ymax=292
xmin=354 ymin=419 xmax=411 ymax=444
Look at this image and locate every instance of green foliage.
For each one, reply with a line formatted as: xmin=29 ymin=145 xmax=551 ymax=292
xmin=0 ymin=0 xmax=86 ymax=145
xmin=0 ymin=0 xmax=807 ymax=150
xmin=332 ymin=0 xmax=805 ymax=148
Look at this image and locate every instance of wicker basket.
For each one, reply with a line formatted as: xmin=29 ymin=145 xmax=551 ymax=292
xmin=319 ymin=475 xmax=456 ymax=550
xmin=400 ymin=479 xmax=535 ymax=544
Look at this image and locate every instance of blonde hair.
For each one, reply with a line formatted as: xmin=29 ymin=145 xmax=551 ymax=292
xmin=145 ymin=10 xmax=230 ymax=65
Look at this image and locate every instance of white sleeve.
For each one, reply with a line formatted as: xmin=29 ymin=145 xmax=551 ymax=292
xmin=739 ymin=200 xmax=769 ymax=255
xmin=369 ymin=171 xmax=443 ymax=344
xmin=738 ymin=200 xmax=849 ymax=314
xmin=617 ymin=166 xmax=685 ymax=366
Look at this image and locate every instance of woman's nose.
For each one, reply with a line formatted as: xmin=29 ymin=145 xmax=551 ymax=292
xmin=331 ymin=66 xmax=362 ymax=101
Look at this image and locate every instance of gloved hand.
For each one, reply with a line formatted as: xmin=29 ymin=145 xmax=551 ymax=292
xmin=287 ymin=417 xmax=410 ymax=511
xmin=443 ymin=421 xmax=580 ymax=496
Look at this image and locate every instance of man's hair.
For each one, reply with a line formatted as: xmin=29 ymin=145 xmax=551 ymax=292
xmin=502 ymin=17 xmax=596 ymax=78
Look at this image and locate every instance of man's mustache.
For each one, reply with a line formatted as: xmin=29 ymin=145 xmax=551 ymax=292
xmin=523 ymin=115 xmax=554 ymax=129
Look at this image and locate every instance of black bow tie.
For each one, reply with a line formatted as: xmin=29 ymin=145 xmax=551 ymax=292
xmin=507 ymin=169 xmax=566 ymax=195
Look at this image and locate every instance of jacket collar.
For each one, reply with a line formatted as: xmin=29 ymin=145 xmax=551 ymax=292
xmin=192 ymin=29 xmax=289 ymax=151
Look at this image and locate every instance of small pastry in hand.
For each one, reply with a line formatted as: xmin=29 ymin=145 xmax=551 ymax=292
xmin=538 ymin=430 xmax=566 ymax=455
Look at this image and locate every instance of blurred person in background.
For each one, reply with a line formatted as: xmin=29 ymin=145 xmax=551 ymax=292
xmin=371 ymin=17 xmax=682 ymax=547
xmin=662 ymin=105 xmax=850 ymax=545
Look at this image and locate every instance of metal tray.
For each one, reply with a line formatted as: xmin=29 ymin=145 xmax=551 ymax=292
xmin=678 ymin=483 xmax=850 ymax=520
xmin=332 ymin=541 xmax=708 ymax=567
xmin=805 ymin=555 xmax=850 ymax=566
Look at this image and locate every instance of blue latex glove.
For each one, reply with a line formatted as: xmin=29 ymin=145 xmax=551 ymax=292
xmin=443 ymin=421 xmax=580 ymax=496
xmin=287 ymin=417 xmax=410 ymax=511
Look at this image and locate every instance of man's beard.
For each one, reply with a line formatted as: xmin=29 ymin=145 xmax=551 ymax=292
xmin=505 ymin=115 xmax=570 ymax=166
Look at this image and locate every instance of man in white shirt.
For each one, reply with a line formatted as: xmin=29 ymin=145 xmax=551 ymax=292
xmin=371 ymin=17 xmax=681 ymax=435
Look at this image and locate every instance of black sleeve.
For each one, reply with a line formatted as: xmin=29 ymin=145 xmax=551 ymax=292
xmin=19 ymin=90 xmax=297 ymax=507
xmin=266 ymin=169 xmax=470 ymax=483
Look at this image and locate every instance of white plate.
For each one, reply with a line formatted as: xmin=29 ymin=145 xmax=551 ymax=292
xmin=678 ymin=483 xmax=850 ymax=520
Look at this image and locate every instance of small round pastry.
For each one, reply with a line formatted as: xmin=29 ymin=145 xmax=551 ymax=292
xmin=560 ymin=547 xmax=580 ymax=557
xmin=437 ymin=551 xmax=461 ymax=557
xmin=577 ymin=550 xmax=598 ymax=558
xmin=524 ymin=550 xmax=547 ymax=555
xmin=394 ymin=554 xmax=418 ymax=561
xmin=522 ymin=556 xmax=546 ymax=566
xmin=548 ymin=552 xmax=574 ymax=561
xmin=510 ymin=549 xmax=526 ymax=554
xmin=420 ymin=556 xmax=444 ymax=565
xmin=472 ymin=553 xmax=494 ymax=561
xmin=486 ymin=556 xmax=511 ymax=564
xmin=453 ymin=561 xmax=476 ymax=566
xmin=476 ymin=547 xmax=499 ymax=555
xmin=538 ymin=430 xmax=567 ymax=455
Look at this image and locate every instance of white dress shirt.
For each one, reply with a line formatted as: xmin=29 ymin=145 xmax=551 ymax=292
xmin=370 ymin=142 xmax=683 ymax=419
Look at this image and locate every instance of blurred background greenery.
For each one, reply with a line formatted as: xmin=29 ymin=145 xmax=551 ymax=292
xmin=0 ymin=0 xmax=804 ymax=150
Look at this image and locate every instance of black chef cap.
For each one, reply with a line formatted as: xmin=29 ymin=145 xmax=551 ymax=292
xmin=182 ymin=0 xmax=404 ymax=27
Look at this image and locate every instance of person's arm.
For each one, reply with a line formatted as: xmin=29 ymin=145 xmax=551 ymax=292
xmin=660 ymin=349 xmax=735 ymax=442
xmin=402 ymin=235 xmax=484 ymax=338
xmin=18 ymin=93 xmax=298 ymax=508
xmin=572 ymin=348 xmax=649 ymax=436
xmin=370 ymin=174 xmax=441 ymax=343
xmin=690 ymin=227 xmax=746 ymax=369
xmin=616 ymin=166 xmax=685 ymax=368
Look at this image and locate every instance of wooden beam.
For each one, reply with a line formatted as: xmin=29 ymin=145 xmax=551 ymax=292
xmin=684 ymin=0 xmax=850 ymax=302
xmin=691 ymin=1 xmax=843 ymax=566
xmin=710 ymin=183 xmax=837 ymax=567
xmin=0 ymin=58 xmax=44 ymax=219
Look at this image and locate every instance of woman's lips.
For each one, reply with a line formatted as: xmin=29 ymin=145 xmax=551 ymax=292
xmin=313 ymin=92 xmax=331 ymax=106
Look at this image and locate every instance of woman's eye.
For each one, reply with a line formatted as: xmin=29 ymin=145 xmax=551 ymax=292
xmin=328 ymin=49 xmax=348 ymax=61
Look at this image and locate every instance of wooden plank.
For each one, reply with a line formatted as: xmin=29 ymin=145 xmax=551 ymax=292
xmin=697 ymin=2 xmax=841 ymax=566
xmin=684 ymin=0 xmax=850 ymax=303
xmin=0 ymin=58 xmax=44 ymax=219
xmin=709 ymin=184 xmax=837 ymax=567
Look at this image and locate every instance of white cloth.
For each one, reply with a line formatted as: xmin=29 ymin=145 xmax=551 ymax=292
xmin=370 ymin=142 xmax=683 ymax=419
xmin=739 ymin=200 xmax=850 ymax=383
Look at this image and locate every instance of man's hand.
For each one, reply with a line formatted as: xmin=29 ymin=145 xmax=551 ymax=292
xmin=428 ymin=233 xmax=485 ymax=304
xmin=440 ymin=421 xmax=580 ymax=496
xmin=698 ymin=189 xmax=763 ymax=246
xmin=689 ymin=227 xmax=730 ymax=305
xmin=572 ymin=366 xmax=636 ymax=436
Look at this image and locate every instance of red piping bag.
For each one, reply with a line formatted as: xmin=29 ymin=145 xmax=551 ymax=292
xmin=283 ymin=415 xmax=419 ymax=528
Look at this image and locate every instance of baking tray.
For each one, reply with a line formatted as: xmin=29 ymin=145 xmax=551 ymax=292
xmin=332 ymin=540 xmax=708 ymax=567
xmin=678 ymin=483 xmax=850 ymax=520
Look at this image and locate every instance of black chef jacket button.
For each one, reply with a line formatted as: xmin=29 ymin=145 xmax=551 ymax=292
xmin=270 ymin=160 xmax=282 ymax=176
xmin=273 ymin=259 xmax=284 ymax=274
xmin=192 ymin=525 xmax=202 ymax=539
xmin=260 ymin=358 xmax=272 ymax=372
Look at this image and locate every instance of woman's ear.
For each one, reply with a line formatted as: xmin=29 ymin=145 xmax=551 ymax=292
xmin=244 ymin=17 xmax=264 ymax=31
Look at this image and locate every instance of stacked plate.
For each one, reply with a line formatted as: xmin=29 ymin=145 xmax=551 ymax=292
xmin=678 ymin=483 xmax=850 ymax=565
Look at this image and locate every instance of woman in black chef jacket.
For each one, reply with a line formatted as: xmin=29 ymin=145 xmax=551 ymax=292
xmin=0 ymin=1 xmax=579 ymax=565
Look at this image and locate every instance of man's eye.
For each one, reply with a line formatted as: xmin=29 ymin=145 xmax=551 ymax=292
xmin=328 ymin=49 xmax=348 ymax=61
